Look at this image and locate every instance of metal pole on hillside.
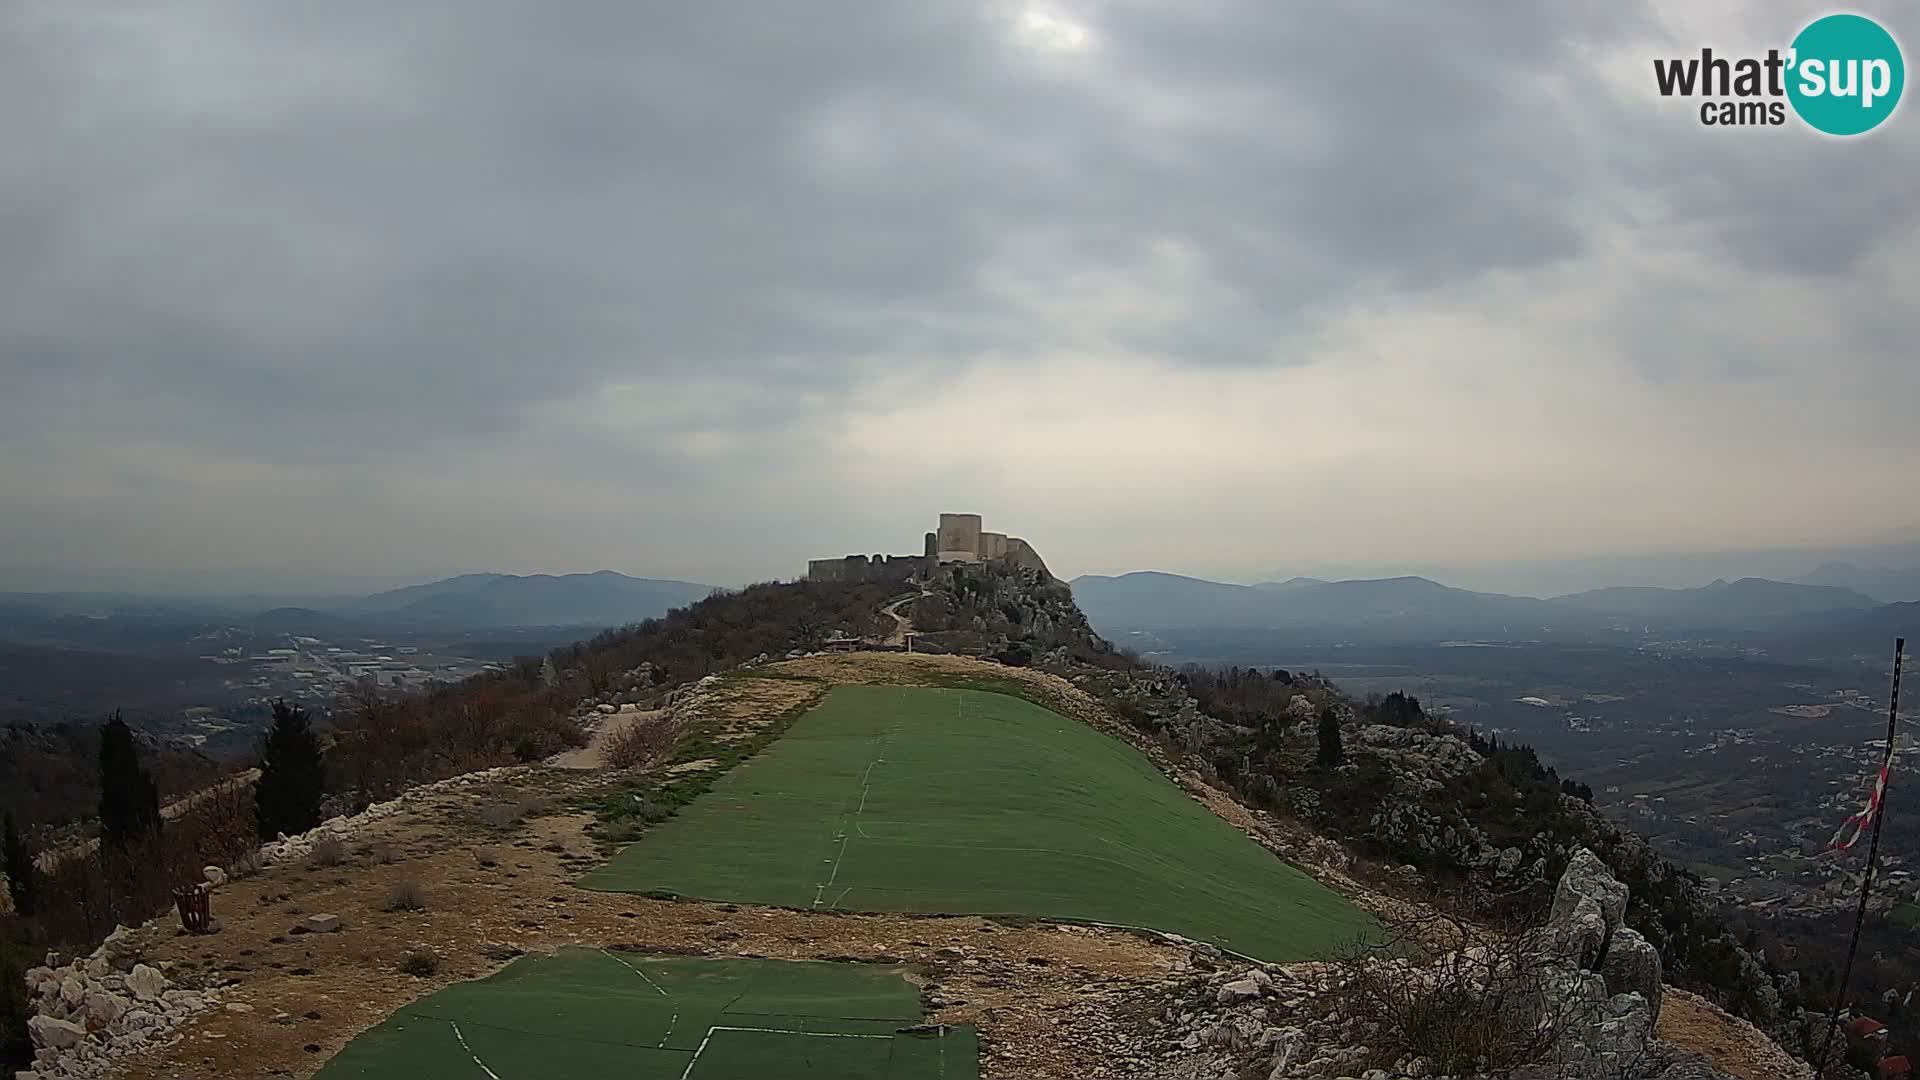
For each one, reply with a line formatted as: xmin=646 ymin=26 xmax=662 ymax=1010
xmin=1817 ymin=637 xmax=1905 ymax=1074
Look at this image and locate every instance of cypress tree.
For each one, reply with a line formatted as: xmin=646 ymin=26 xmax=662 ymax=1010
xmin=1316 ymin=705 xmax=1345 ymax=769
xmin=98 ymin=712 xmax=161 ymax=847
xmin=2 ymin=812 xmax=33 ymax=917
xmin=254 ymin=700 xmax=327 ymax=840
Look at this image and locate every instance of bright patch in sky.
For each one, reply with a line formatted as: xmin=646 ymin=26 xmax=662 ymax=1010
xmin=1017 ymin=8 xmax=1090 ymax=52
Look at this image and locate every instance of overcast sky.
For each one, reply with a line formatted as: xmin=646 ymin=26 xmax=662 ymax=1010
xmin=3 ymin=1 xmax=1917 ymax=597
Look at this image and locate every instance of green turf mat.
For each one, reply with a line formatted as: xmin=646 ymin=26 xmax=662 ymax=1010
xmin=581 ymin=684 xmax=1376 ymax=960
xmin=313 ymin=950 xmax=976 ymax=1080
xmin=685 ymin=1027 xmax=894 ymax=1080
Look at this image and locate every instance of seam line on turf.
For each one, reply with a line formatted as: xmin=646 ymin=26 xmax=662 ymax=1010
xmin=602 ymin=948 xmax=678 ymax=1046
xmin=447 ymin=1020 xmax=502 ymax=1080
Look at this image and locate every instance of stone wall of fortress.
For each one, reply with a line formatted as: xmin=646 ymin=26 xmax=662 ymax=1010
xmin=807 ymin=513 xmax=1051 ymax=582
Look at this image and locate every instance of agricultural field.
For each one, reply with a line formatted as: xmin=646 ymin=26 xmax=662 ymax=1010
xmin=582 ymin=684 xmax=1374 ymax=961
xmin=314 ymin=949 xmax=974 ymax=1080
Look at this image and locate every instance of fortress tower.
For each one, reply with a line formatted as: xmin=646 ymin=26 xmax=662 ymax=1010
xmin=807 ymin=512 xmax=1050 ymax=582
xmin=935 ymin=513 xmax=983 ymax=563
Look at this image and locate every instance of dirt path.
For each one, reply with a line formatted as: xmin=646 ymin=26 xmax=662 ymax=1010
xmin=879 ymin=591 xmax=923 ymax=646
xmin=546 ymin=707 xmax=664 ymax=770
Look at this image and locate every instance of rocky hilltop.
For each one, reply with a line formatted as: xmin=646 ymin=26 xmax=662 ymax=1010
xmin=6 ymin=563 xmax=1838 ymax=1079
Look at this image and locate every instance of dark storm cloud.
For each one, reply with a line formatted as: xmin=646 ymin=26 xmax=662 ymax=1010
xmin=1 ymin=1 xmax=1916 ymax=588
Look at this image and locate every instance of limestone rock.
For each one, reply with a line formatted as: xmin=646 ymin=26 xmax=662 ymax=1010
xmin=1552 ymin=847 xmax=1628 ymax=941
xmin=58 ymin=977 xmax=85 ymax=1008
xmin=305 ymin=913 xmax=342 ymax=933
xmin=203 ymin=865 xmax=228 ymax=888
xmin=26 ymin=1016 xmax=86 ymax=1050
xmin=1601 ymin=925 xmax=1664 ymax=1022
xmin=126 ymin=964 xmax=167 ymax=1002
xmin=1215 ymin=977 xmax=1263 ymax=1005
xmin=84 ymin=991 xmax=128 ymax=1027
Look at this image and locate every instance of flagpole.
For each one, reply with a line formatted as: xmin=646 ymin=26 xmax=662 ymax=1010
xmin=1818 ymin=637 xmax=1905 ymax=1073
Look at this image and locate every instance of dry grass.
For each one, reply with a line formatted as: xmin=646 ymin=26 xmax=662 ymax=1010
xmin=384 ymin=879 xmax=426 ymax=912
xmin=473 ymin=803 xmax=519 ymax=830
xmin=603 ymin=716 xmax=684 ymax=770
xmin=307 ymin=836 xmax=347 ymax=868
xmin=398 ymin=946 xmax=440 ymax=977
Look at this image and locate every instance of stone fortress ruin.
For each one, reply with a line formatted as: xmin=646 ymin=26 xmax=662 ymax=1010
xmin=807 ymin=513 xmax=1051 ymax=583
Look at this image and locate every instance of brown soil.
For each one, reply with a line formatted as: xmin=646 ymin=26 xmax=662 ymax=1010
xmin=1658 ymin=987 xmax=1814 ymax=1080
xmin=694 ymin=673 xmax=826 ymax=744
xmin=547 ymin=708 xmax=664 ymax=769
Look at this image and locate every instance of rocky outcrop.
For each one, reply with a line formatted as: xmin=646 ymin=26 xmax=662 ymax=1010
xmin=1141 ymin=850 xmax=1764 ymax=1079
xmin=19 ymin=925 xmax=218 ymax=1080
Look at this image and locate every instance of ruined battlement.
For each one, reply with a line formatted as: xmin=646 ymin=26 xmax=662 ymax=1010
xmin=806 ymin=513 xmax=1050 ymax=582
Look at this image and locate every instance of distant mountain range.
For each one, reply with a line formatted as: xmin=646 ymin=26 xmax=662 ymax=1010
xmin=1069 ymin=571 xmax=1903 ymax=645
xmin=337 ymin=571 xmax=716 ymax=628
xmin=0 ymin=572 xmax=719 ymax=637
xmin=1797 ymin=562 xmax=1920 ymax=603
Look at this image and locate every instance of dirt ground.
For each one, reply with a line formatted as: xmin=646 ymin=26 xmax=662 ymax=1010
xmin=114 ymin=652 xmax=1801 ymax=1080
xmin=1659 ymin=988 xmax=1814 ymax=1080
xmin=546 ymin=707 xmax=664 ymax=769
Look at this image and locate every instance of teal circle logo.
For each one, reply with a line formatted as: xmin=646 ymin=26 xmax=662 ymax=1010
xmin=1787 ymin=13 xmax=1904 ymax=135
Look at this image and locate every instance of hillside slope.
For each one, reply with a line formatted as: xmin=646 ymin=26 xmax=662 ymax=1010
xmin=12 ymin=570 xmax=1818 ymax=1080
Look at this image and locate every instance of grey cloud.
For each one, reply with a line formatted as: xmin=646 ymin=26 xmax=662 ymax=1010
xmin=1 ymin=1 xmax=1916 ymax=588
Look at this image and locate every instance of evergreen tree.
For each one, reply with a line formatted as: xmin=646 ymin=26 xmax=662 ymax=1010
xmin=1316 ymin=706 xmax=1345 ymax=768
xmin=255 ymin=700 xmax=327 ymax=840
xmin=97 ymin=712 xmax=161 ymax=847
xmin=2 ymin=811 xmax=33 ymax=917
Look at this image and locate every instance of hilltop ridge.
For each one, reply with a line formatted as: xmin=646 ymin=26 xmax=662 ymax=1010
xmin=7 ymin=563 xmax=1828 ymax=1080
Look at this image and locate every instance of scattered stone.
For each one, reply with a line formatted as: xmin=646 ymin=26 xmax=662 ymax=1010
xmin=26 ymin=1016 xmax=86 ymax=1050
xmin=304 ymin=913 xmax=343 ymax=934
xmin=127 ymin=964 xmax=168 ymax=1002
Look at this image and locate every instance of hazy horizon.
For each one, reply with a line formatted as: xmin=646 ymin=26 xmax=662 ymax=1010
xmin=5 ymin=3 xmax=1916 ymax=598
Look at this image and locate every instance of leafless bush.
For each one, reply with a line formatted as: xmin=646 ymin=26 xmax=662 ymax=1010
xmin=473 ymin=803 xmax=519 ymax=830
xmin=398 ymin=946 xmax=440 ymax=976
xmin=1324 ymin=907 xmax=1582 ymax=1079
xmin=227 ymin=847 xmax=263 ymax=881
xmin=307 ymin=836 xmax=347 ymax=868
xmin=385 ymin=878 xmax=426 ymax=912
xmin=603 ymin=717 xmax=684 ymax=770
xmin=369 ymin=841 xmax=396 ymax=865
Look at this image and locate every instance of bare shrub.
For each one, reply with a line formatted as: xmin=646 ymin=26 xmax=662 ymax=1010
xmin=385 ymin=878 xmax=426 ymax=912
xmin=227 ymin=847 xmax=264 ymax=881
xmin=398 ymin=946 xmax=440 ymax=976
xmin=369 ymin=841 xmax=396 ymax=865
xmin=307 ymin=836 xmax=347 ymax=868
xmin=1324 ymin=907 xmax=1583 ymax=1079
xmin=603 ymin=717 xmax=684 ymax=770
xmin=473 ymin=803 xmax=519 ymax=830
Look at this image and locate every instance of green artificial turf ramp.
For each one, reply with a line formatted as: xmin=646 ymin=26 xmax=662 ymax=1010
xmin=313 ymin=949 xmax=975 ymax=1080
xmin=580 ymin=684 xmax=1376 ymax=961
